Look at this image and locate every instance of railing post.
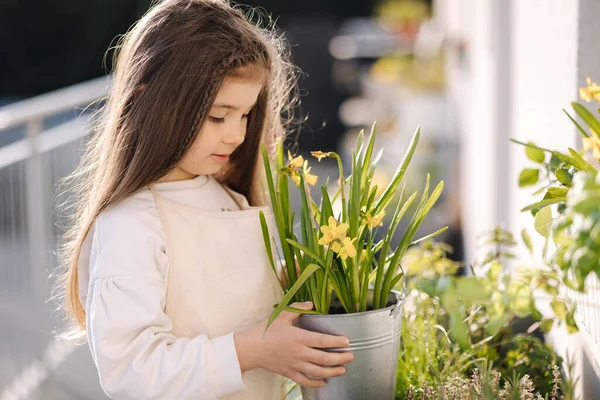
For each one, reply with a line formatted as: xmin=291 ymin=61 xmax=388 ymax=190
xmin=25 ymin=118 xmax=49 ymax=317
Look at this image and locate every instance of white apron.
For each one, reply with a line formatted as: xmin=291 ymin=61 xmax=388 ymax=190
xmin=149 ymin=179 xmax=284 ymax=399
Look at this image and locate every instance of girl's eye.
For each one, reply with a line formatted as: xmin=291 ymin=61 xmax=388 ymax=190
xmin=209 ymin=116 xmax=225 ymax=124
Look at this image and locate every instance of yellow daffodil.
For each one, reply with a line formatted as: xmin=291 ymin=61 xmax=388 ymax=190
xmin=583 ymin=130 xmax=600 ymax=159
xmin=290 ymin=167 xmax=318 ymax=187
xmin=286 ymin=152 xmax=318 ymax=186
xmin=579 ymin=77 xmax=600 ymax=102
xmin=290 ymin=172 xmax=301 ymax=186
xmin=287 ymin=151 xmax=304 ymax=168
xmin=579 ymin=88 xmax=593 ymax=102
xmin=305 ymin=167 xmax=318 ymax=186
xmin=290 ymin=168 xmax=319 ymax=186
xmin=360 ymin=206 xmax=385 ymax=229
xmin=319 ymin=216 xmax=348 ymax=245
xmin=365 ymin=210 xmax=386 ymax=229
xmin=331 ymin=237 xmax=357 ymax=261
xmin=311 ymin=151 xmax=331 ymax=162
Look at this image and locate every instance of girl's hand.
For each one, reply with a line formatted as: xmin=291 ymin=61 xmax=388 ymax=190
xmin=234 ymin=302 xmax=354 ymax=388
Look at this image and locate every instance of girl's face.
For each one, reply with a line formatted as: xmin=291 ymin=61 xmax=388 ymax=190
xmin=161 ymin=69 xmax=264 ymax=182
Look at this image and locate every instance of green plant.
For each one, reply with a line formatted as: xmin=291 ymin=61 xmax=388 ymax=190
xmin=513 ymin=77 xmax=600 ymax=292
xmin=396 ymin=291 xmax=487 ymax=397
xmin=553 ymin=171 xmax=600 ymax=289
xmin=395 ymin=228 xmax=577 ymax=399
xmin=498 ymin=334 xmax=563 ymax=395
xmin=402 ymin=363 xmax=571 ymax=400
xmin=259 ymin=123 xmax=447 ymax=327
xmin=413 ymin=227 xmax=573 ymax=349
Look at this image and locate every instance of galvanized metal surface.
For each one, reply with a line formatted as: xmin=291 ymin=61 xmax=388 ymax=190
xmin=294 ymin=290 xmax=404 ymax=400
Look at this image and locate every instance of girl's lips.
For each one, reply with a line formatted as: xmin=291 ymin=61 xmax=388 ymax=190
xmin=212 ymin=154 xmax=230 ymax=163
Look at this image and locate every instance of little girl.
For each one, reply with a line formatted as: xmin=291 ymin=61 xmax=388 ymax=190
xmin=58 ymin=1 xmax=353 ymax=399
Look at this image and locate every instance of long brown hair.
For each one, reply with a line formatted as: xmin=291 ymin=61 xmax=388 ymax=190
xmin=57 ymin=0 xmax=299 ymax=331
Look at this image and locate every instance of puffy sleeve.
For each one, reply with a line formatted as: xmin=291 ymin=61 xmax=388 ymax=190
xmin=82 ymin=202 xmax=245 ymax=399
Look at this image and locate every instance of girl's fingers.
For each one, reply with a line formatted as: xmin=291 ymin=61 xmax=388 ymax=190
xmin=298 ymin=362 xmax=346 ymax=379
xmin=287 ymin=371 xmax=325 ymax=389
xmin=280 ymin=302 xmax=314 ymax=323
xmin=300 ymin=330 xmax=349 ymax=349
xmin=303 ymin=347 xmax=354 ymax=366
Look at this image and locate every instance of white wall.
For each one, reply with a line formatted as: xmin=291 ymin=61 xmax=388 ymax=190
xmin=507 ymin=1 xmax=579 ymax=251
xmin=436 ymin=0 xmax=500 ymax=263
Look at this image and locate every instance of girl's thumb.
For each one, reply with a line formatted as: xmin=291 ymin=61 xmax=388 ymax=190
xmin=293 ymin=301 xmax=313 ymax=309
xmin=287 ymin=301 xmax=313 ymax=321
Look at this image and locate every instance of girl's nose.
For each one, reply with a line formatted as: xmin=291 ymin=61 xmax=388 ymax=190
xmin=223 ymin=125 xmax=246 ymax=146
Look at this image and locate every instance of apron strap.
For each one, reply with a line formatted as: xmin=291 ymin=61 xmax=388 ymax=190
xmin=209 ymin=175 xmax=250 ymax=210
xmin=148 ymin=184 xmax=174 ymax=268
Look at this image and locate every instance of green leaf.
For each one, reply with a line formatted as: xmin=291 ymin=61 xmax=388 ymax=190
xmin=486 ymin=314 xmax=509 ymax=336
xmin=418 ymin=278 xmax=439 ymax=297
xmin=563 ymin=108 xmax=590 ymax=138
xmin=534 ymin=206 xmax=552 ymax=238
xmin=521 ymin=229 xmax=533 ymax=254
xmin=521 ymin=197 xmax=565 ymax=212
xmin=410 ymin=226 xmax=449 ymax=247
xmin=259 ymin=211 xmax=284 ymax=291
xmin=544 ymin=187 xmax=569 ymax=200
xmin=381 ymin=179 xmax=445 ymax=307
xmin=361 ymin=122 xmax=377 ymax=186
xmin=487 ymin=261 xmax=503 ymax=282
xmin=440 ymin=285 xmax=460 ymax=311
xmin=551 ymin=300 xmax=568 ymax=320
xmin=436 ymin=276 xmax=454 ymax=294
xmin=510 ymin=139 xmax=553 ymax=153
xmin=540 ymin=283 xmax=559 ymax=297
xmin=373 ymin=188 xmax=415 ymax=309
xmin=519 ymin=169 xmax=539 ymax=187
xmin=568 ymin=148 xmax=597 ymax=172
xmin=540 ymin=318 xmax=554 ymax=333
xmin=391 ymin=271 xmax=405 ymax=290
xmin=456 ymin=277 xmax=492 ymax=303
xmin=449 ymin=312 xmax=470 ymax=349
xmin=566 ymin=305 xmax=578 ymax=333
xmin=280 ymin=306 xmax=321 ymax=315
xmin=572 ymin=102 xmax=600 ymax=136
xmin=265 ymin=264 xmax=320 ymax=332
xmin=506 ymin=281 xmax=532 ymax=318
xmin=319 ymin=187 xmax=334 ymax=229
xmin=285 ymin=239 xmax=326 ymax=267
xmin=525 ymin=142 xmax=545 ymax=163
xmin=373 ymin=126 xmax=420 ymax=215
xmin=530 ymin=303 xmax=543 ymax=321
xmin=556 ymin=168 xmax=573 ymax=187
xmin=262 ymin=144 xmax=297 ymax=295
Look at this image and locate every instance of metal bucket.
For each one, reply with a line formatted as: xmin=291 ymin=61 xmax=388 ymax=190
xmin=294 ymin=288 xmax=406 ymax=400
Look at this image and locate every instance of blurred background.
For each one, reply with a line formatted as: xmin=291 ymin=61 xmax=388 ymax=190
xmin=1 ymin=0 xmax=600 ymax=398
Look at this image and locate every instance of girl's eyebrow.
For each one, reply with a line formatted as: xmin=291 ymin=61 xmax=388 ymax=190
xmin=212 ymin=102 xmax=257 ymax=111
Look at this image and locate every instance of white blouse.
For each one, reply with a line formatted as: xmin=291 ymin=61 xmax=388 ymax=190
xmin=78 ymin=175 xmax=246 ymax=399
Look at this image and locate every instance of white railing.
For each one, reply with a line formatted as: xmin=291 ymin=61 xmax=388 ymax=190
xmin=0 ymin=76 xmax=110 ymax=399
xmin=0 ymin=76 xmax=110 ymax=309
xmin=571 ymin=276 xmax=600 ymax=367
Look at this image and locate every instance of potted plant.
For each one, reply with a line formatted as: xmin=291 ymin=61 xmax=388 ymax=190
xmin=259 ymin=123 xmax=447 ymax=399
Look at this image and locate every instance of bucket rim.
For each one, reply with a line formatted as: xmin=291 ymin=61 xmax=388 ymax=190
xmin=298 ymin=289 xmax=405 ymax=319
